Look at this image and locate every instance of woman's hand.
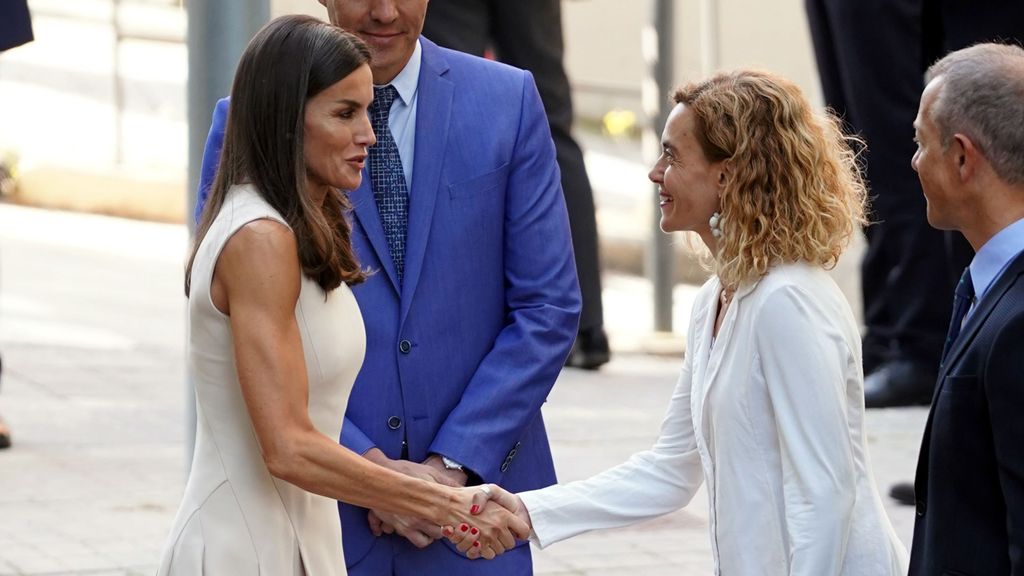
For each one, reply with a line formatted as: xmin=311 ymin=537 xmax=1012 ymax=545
xmin=442 ymin=484 xmax=532 ymax=559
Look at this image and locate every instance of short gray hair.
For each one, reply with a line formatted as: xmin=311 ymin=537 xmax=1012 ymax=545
xmin=925 ymin=42 xmax=1024 ymax=185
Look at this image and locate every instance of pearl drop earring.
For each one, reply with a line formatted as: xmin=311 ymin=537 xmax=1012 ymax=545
xmin=709 ymin=211 xmax=723 ymax=238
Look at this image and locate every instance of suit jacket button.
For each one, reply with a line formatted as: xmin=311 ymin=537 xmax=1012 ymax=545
xmin=399 ymin=340 xmax=412 ymax=354
xmin=915 ymin=500 xmax=926 ymax=517
xmin=387 ymin=416 xmax=402 ymax=430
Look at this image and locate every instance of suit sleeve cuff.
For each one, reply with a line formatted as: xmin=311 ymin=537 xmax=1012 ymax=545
xmin=429 ymin=435 xmax=499 ymax=482
xmin=340 ymin=419 xmax=376 ymax=455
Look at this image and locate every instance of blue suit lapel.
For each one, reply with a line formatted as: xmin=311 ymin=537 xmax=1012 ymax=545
xmin=350 ymin=166 xmax=401 ymax=292
xmin=400 ymin=39 xmax=453 ymax=324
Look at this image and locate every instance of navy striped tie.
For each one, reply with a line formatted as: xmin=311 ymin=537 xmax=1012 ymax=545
xmin=940 ymin=267 xmax=975 ymax=366
xmin=369 ymin=85 xmax=409 ymax=283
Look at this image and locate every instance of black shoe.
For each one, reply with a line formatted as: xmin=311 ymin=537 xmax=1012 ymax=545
xmin=864 ymin=360 xmax=936 ymax=408
xmin=0 ymin=417 xmax=10 ymax=450
xmin=0 ymin=354 xmax=7 ymax=449
xmin=889 ymin=482 xmax=915 ymax=506
xmin=862 ymin=343 xmax=887 ymax=378
xmin=565 ymin=326 xmax=610 ymax=370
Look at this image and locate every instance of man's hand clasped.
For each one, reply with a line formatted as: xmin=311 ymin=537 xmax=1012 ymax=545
xmin=365 ymin=452 xmax=458 ymax=547
xmin=364 ymin=449 xmax=531 ymax=558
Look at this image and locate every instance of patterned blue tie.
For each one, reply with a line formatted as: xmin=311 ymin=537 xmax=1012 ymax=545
xmin=369 ymin=85 xmax=409 ymax=283
xmin=940 ymin=267 xmax=975 ymax=366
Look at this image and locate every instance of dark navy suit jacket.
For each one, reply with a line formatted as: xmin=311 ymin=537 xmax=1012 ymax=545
xmin=196 ymin=38 xmax=580 ymax=570
xmin=0 ymin=0 xmax=33 ymax=52
xmin=910 ymin=249 xmax=1024 ymax=575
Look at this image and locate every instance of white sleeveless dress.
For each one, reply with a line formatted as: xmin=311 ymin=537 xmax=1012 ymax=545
xmin=158 ymin=184 xmax=365 ymax=575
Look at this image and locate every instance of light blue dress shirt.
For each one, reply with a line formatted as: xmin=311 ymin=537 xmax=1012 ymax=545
xmin=376 ymin=39 xmax=421 ymax=191
xmin=968 ymin=216 xmax=1024 ymax=316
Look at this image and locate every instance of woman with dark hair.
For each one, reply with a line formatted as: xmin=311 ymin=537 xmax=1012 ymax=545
xmin=158 ymin=15 xmax=525 ymax=575
xmin=454 ymin=70 xmax=908 ymax=574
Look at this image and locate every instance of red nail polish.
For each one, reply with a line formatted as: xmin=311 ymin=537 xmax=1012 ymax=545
xmin=473 ymin=541 xmax=481 ymax=548
xmin=460 ymin=524 xmax=469 ymax=532
xmin=471 ymin=504 xmax=480 ymax=514
xmin=470 ymin=527 xmax=478 ymax=535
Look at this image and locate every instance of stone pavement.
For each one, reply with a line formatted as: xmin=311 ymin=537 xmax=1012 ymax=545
xmin=0 ymin=203 xmax=927 ymax=575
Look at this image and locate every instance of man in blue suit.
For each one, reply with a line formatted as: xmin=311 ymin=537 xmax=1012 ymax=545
xmin=195 ymin=0 xmax=581 ymax=573
xmin=908 ymin=43 xmax=1024 ymax=575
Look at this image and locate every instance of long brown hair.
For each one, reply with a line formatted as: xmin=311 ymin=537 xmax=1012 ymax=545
xmin=185 ymin=15 xmax=370 ymax=296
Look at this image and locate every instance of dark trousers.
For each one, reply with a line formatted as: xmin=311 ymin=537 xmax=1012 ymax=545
xmin=423 ymin=0 xmax=605 ymax=332
xmin=804 ymin=0 xmax=1022 ymax=372
xmin=0 ymin=0 xmax=33 ymax=52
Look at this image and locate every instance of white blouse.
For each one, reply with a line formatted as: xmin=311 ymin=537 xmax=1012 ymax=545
xmin=520 ymin=263 xmax=907 ymax=575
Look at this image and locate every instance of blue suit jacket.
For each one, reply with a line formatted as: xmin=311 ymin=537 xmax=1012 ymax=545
xmin=196 ymin=38 xmax=581 ymax=568
xmin=909 ymin=249 xmax=1024 ymax=576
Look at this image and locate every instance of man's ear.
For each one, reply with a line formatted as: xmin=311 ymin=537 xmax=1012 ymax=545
xmin=952 ymin=133 xmax=978 ymax=182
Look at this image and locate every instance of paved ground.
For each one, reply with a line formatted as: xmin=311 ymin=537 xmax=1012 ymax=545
xmin=0 ymin=203 xmax=926 ymax=575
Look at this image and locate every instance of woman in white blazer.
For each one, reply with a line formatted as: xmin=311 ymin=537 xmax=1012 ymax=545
xmin=453 ymin=70 xmax=909 ymax=574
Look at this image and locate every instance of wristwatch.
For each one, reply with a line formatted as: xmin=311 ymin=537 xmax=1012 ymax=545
xmin=440 ymin=455 xmax=465 ymax=472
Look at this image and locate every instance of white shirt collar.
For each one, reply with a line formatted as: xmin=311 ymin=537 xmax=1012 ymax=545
xmin=379 ymin=39 xmax=421 ymax=105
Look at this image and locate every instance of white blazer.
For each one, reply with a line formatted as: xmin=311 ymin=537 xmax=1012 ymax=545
xmin=520 ymin=263 xmax=908 ymax=575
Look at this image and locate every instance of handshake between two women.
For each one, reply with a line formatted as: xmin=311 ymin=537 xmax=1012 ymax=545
xmin=445 ymin=484 xmax=531 ymax=560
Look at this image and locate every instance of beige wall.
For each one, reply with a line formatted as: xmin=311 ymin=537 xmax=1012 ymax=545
xmin=715 ymin=0 xmax=821 ymax=101
xmin=271 ymin=0 xmax=323 ymax=18
xmin=563 ymin=0 xmax=822 ymax=121
xmin=271 ymin=0 xmax=822 ymax=121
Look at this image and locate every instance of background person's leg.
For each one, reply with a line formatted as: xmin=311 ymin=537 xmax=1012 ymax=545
xmin=0 ymin=353 xmax=10 ymax=449
xmin=425 ymin=0 xmax=609 ymax=369
xmin=808 ymin=0 xmax=954 ymax=406
xmin=490 ymin=0 xmax=608 ymax=368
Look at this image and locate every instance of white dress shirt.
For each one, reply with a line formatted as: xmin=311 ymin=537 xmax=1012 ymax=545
xmin=520 ymin=263 xmax=908 ymax=575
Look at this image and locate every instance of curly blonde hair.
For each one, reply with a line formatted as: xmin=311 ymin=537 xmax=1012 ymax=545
xmin=674 ymin=70 xmax=867 ymax=288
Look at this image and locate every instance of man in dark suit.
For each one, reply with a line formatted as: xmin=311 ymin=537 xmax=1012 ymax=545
xmin=908 ymin=42 xmax=1024 ymax=575
xmin=422 ymin=0 xmax=610 ymax=369
xmin=0 ymin=0 xmax=33 ymax=52
xmin=804 ymin=0 xmax=1023 ymax=408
